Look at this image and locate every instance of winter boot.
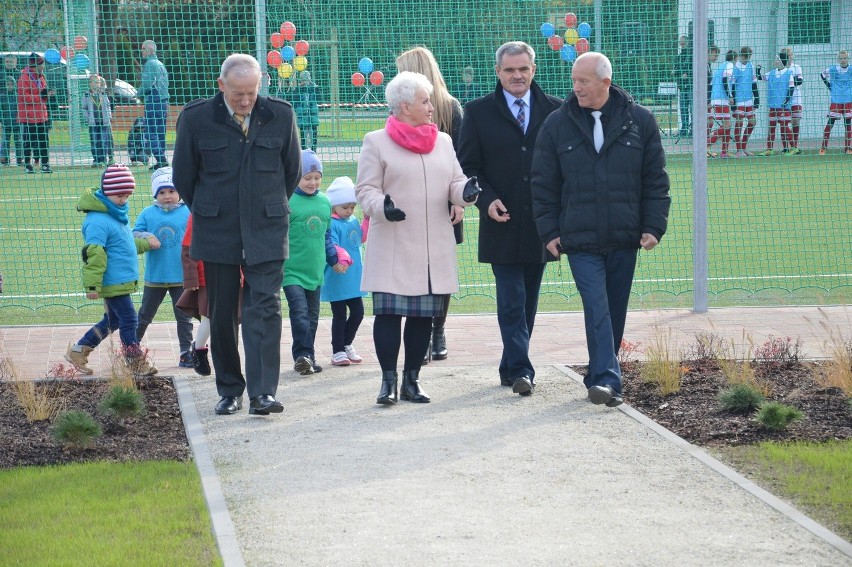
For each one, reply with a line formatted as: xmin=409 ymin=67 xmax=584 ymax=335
xmin=431 ymin=325 xmax=448 ymax=361
xmin=400 ymin=369 xmax=430 ymax=403
xmin=376 ymin=371 xmax=398 ymax=405
xmin=64 ymin=344 xmax=95 ymax=375
xmin=126 ymin=355 xmax=158 ymax=377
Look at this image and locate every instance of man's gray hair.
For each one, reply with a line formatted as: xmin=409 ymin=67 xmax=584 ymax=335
xmin=219 ymin=54 xmax=261 ymax=82
xmin=386 ymin=71 xmax=433 ymax=115
xmin=495 ymin=41 xmax=536 ymax=67
xmin=576 ymin=52 xmax=612 ymax=80
xmin=142 ymin=40 xmax=157 ymax=53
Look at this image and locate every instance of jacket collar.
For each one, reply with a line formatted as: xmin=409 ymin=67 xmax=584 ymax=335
xmin=564 ymin=84 xmax=633 ymax=137
xmin=211 ymin=91 xmax=276 ymax=130
xmin=488 ymin=79 xmax=558 ymax=134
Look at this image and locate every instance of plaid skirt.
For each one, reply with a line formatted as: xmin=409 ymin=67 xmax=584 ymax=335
xmin=372 ymin=292 xmax=447 ymax=317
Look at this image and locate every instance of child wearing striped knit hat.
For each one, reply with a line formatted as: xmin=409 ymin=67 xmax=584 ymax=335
xmin=65 ymin=164 xmax=159 ymax=377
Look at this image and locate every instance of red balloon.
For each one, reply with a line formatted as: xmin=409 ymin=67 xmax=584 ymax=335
xmin=351 ymin=72 xmax=366 ymax=87
xmin=575 ymin=38 xmax=590 ymax=54
xmin=266 ymin=50 xmax=283 ymax=67
xmin=369 ymin=71 xmax=384 ymax=86
xmin=280 ymin=21 xmax=297 ymax=42
xmin=60 ymin=46 xmax=75 ymax=61
xmin=294 ymin=40 xmax=310 ymax=56
xmin=547 ymin=35 xmax=564 ymax=51
xmin=270 ymin=32 xmax=284 ymax=48
xmin=565 ymin=12 xmax=578 ymax=28
xmin=73 ymin=35 xmax=88 ymax=51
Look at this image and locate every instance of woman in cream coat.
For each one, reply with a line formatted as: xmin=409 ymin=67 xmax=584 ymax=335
xmin=356 ymin=71 xmax=479 ymax=406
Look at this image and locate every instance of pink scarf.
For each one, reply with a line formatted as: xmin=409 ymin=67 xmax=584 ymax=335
xmin=385 ymin=115 xmax=438 ymax=154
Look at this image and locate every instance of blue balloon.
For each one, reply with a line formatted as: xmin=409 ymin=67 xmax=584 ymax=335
xmin=44 ymin=48 xmax=61 ymax=64
xmin=540 ymin=23 xmax=555 ymax=38
xmin=281 ymin=45 xmax=296 ymax=62
xmin=578 ymin=22 xmax=592 ymax=39
xmin=358 ymin=57 xmax=374 ymax=74
xmin=73 ymin=53 xmax=90 ymax=70
xmin=560 ymin=45 xmax=577 ymax=62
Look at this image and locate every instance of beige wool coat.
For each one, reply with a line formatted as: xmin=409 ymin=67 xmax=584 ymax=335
xmin=355 ymin=128 xmax=474 ymax=296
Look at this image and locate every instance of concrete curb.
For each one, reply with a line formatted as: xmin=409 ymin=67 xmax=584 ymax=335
xmin=173 ymin=376 xmax=245 ymax=567
xmin=557 ymin=364 xmax=852 ymax=559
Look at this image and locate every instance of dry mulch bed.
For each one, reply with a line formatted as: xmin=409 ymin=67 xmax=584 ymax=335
xmin=0 ymin=377 xmax=190 ymax=469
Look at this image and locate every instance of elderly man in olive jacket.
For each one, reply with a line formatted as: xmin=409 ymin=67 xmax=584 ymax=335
xmin=173 ymin=53 xmax=301 ymax=417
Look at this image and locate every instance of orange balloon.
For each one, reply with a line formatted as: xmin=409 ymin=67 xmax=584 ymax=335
xmin=266 ymin=50 xmax=283 ymax=67
xmin=351 ymin=72 xmax=365 ymax=87
xmin=369 ymin=70 xmax=384 ymax=86
xmin=73 ymin=35 xmax=88 ymax=51
xmin=295 ymin=40 xmax=310 ymax=56
xmin=547 ymin=36 xmax=564 ymax=51
xmin=576 ymin=38 xmax=590 ymax=55
xmin=270 ymin=32 xmax=284 ymax=48
xmin=280 ymin=21 xmax=297 ymax=41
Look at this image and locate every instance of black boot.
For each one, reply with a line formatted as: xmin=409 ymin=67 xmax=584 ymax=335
xmin=400 ymin=370 xmax=430 ymax=403
xmin=422 ymin=339 xmax=432 ymax=365
xmin=376 ymin=371 xmax=398 ymax=405
xmin=431 ymin=325 xmax=448 ymax=360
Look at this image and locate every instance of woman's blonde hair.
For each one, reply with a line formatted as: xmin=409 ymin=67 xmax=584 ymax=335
xmin=396 ymin=46 xmax=458 ymax=135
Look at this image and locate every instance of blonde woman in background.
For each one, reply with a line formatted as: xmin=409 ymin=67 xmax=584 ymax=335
xmin=395 ymin=46 xmax=464 ymax=364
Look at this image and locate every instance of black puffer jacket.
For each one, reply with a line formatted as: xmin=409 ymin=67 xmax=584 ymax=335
xmin=531 ymin=85 xmax=670 ymax=254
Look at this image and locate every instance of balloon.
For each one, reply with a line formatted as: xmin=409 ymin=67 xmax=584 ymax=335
xmin=60 ymin=46 xmax=75 ymax=61
xmin=358 ymin=57 xmax=374 ymax=74
xmin=281 ymin=45 xmax=296 ymax=62
xmin=280 ymin=21 xmax=297 ymax=41
xmin=546 ymin=35 xmax=564 ymax=51
xmin=72 ymin=53 xmax=90 ymax=70
xmin=73 ymin=35 xmax=88 ymax=51
xmin=270 ymin=32 xmax=284 ymax=48
xmin=578 ymin=22 xmax=592 ymax=39
xmin=369 ymin=70 xmax=384 ymax=86
xmin=278 ymin=63 xmax=293 ymax=79
xmin=295 ymin=40 xmax=310 ymax=56
xmin=266 ymin=50 xmax=282 ymax=67
xmin=560 ymin=45 xmax=577 ymax=63
xmin=540 ymin=23 xmax=555 ymax=38
xmin=564 ymin=28 xmax=579 ymax=46
xmin=293 ymin=56 xmax=308 ymax=72
xmin=351 ymin=72 xmax=366 ymax=87
xmin=44 ymin=48 xmax=61 ymax=64
xmin=575 ymin=38 xmax=590 ymax=55
xmin=564 ymin=12 xmax=578 ymax=28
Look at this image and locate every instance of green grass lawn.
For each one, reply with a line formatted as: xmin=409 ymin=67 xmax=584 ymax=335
xmin=0 ymin=460 xmax=222 ymax=566
xmin=0 ymin=146 xmax=849 ymax=325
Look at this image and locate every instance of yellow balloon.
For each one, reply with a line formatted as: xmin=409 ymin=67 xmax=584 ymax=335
xmin=564 ymin=28 xmax=579 ymax=45
xmin=294 ymin=56 xmax=308 ymax=72
xmin=278 ymin=62 xmax=293 ymax=79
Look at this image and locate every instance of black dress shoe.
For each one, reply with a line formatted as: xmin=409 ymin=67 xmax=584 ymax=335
xmin=215 ymin=396 xmax=243 ymax=415
xmin=512 ymin=376 xmax=533 ymax=396
xmin=588 ymin=385 xmax=615 ymax=405
xmin=249 ymin=395 xmax=284 ymax=415
xmin=606 ymin=395 xmax=624 ymax=407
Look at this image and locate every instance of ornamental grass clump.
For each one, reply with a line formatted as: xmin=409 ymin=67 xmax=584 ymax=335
xmin=718 ymin=383 xmax=765 ymax=414
xmin=817 ymin=323 xmax=852 ymax=396
xmin=640 ymin=327 xmax=683 ymax=396
xmin=4 ymin=352 xmax=66 ymax=423
xmin=99 ymin=384 xmax=145 ymax=422
xmin=756 ymin=402 xmax=803 ymax=431
xmin=52 ymin=410 xmax=102 ymax=450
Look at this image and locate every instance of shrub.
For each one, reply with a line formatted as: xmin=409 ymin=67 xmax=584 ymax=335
xmin=718 ymin=384 xmax=765 ymax=413
xmin=756 ymin=402 xmax=803 ymax=431
xmin=99 ymin=384 xmax=145 ymax=421
xmin=754 ymin=335 xmax=803 ymax=364
xmin=685 ymin=331 xmax=725 ymax=362
xmin=52 ymin=410 xmax=102 ymax=450
xmin=618 ymin=339 xmax=641 ymax=366
xmin=640 ymin=328 xmax=683 ymax=396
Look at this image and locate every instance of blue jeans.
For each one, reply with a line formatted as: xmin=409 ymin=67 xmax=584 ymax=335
xmin=567 ymin=249 xmax=638 ymax=395
xmin=1 ymin=122 xmax=21 ymax=162
xmin=89 ymin=125 xmax=113 ymax=163
xmin=284 ymin=284 xmax=321 ymax=360
xmin=491 ymin=262 xmax=546 ymax=382
xmin=77 ymin=294 xmax=141 ymax=355
xmin=136 ymin=285 xmax=193 ymax=352
xmin=144 ymin=92 xmax=168 ymax=164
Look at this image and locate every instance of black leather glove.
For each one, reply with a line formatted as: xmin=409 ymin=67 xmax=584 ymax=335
xmin=462 ymin=176 xmax=482 ymax=203
xmin=383 ymin=194 xmax=406 ymax=222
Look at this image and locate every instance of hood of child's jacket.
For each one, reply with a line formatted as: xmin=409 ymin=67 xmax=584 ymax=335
xmin=76 ymin=188 xmax=108 ymax=213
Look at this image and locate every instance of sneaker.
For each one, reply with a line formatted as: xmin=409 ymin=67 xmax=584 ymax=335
xmin=734 ymin=150 xmax=747 ymax=158
xmin=331 ymin=351 xmax=351 ymax=366
xmin=179 ymin=350 xmax=194 ymax=368
xmin=64 ymin=344 xmax=95 ymax=375
xmin=719 ymin=152 xmax=731 ymax=159
xmin=344 ymin=345 xmax=363 ymax=364
xmin=312 ymin=359 xmax=323 ymax=373
xmin=757 ymin=149 xmax=774 ymax=157
xmin=818 ymin=148 xmax=826 ymax=156
xmin=743 ymin=149 xmax=754 ymax=157
xmin=127 ymin=356 xmax=158 ymax=377
xmin=786 ymin=147 xmax=802 ymax=156
xmin=294 ymin=356 xmax=315 ymax=375
xmin=193 ymin=346 xmax=211 ymax=376
xmin=25 ymin=164 xmax=34 ymax=174
xmin=41 ymin=165 xmax=53 ymax=173
xmin=91 ymin=161 xmax=100 ymax=168
xmin=706 ymin=150 xmax=718 ymax=158
xmin=846 ymin=149 xmax=852 ymax=155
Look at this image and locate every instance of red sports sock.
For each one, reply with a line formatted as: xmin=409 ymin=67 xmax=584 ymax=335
xmin=792 ymin=124 xmax=800 ymax=147
xmin=822 ymin=123 xmax=832 ymax=148
xmin=721 ymin=128 xmax=731 ymax=153
xmin=766 ymin=121 xmax=776 ymax=149
xmin=743 ymin=122 xmax=755 ymax=149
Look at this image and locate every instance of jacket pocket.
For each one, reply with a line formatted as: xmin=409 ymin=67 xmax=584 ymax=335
xmin=265 ymin=201 xmax=289 ymax=218
xmin=198 ymin=138 xmax=230 ymax=173
xmin=193 ymin=201 xmax=220 ymax=218
xmin=255 ymin=136 xmax=284 ymax=172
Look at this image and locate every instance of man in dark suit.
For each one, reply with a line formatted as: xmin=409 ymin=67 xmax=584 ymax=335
xmin=173 ymin=53 xmax=301 ymax=416
xmin=457 ymin=41 xmax=561 ymax=397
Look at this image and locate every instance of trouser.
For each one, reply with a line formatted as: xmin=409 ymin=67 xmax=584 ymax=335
xmin=330 ymin=297 xmax=364 ymax=352
xmin=144 ymin=93 xmax=168 ymax=163
xmin=77 ymin=294 xmax=141 ymax=356
xmin=136 ymin=285 xmax=193 ymax=352
xmin=491 ymin=262 xmax=546 ymax=383
xmin=1 ymin=122 xmax=21 ymax=161
xmin=284 ymin=284 xmax=321 ymax=361
xmin=300 ymin=124 xmax=318 ymax=151
xmin=89 ymin=125 xmax=113 ymax=163
xmin=373 ymin=314 xmax=432 ymax=372
xmin=21 ymin=122 xmax=49 ymax=164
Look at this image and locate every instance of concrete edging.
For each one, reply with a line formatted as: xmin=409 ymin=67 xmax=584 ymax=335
xmin=557 ymin=365 xmax=852 ymax=559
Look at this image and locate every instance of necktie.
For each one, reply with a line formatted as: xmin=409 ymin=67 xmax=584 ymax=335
xmin=592 ymin=110 xmax=604 ymax=153
xmin=514 ymin=99 xmax=526 ymax=132
xmin=233 ymin=113 xmax=248 ymax=136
